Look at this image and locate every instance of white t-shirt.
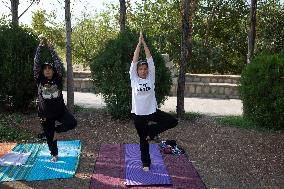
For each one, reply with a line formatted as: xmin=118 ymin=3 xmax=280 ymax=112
xmin=130 ymin=57 xmax=157 ymax=115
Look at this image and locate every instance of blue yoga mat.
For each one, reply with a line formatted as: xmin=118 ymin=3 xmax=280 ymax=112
xmin=124 ymin=143 xmax=172 ymax=186
xmin=0 ymin=143 xmax=43 ymax=182
xmin=26 ymin=140 xmax=81 ymax=181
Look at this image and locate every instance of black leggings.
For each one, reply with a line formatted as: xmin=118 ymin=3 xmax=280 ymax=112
xmin=133 ymin=109 xmax=178 ymax=166
xmin=40 ymin=110 xmax=77 ymax=156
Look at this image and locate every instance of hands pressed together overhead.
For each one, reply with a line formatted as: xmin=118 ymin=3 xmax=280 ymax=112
xmin=39 ymin=34 xmax=53 ymax=48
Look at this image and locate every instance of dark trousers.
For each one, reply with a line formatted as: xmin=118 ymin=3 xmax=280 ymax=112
xmin=40 ymin=110 xmax=77 ymax=156
xmin=133 ymin=109 xmax=178 ymax=166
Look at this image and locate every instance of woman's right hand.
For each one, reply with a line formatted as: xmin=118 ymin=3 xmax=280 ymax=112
xmin=39 ymin=34 xmax=47 ymax=46
xmin=39 ymin=38 xmax=47 ymax=47
xmin=139 ymin=32 xmax=144 ymax=45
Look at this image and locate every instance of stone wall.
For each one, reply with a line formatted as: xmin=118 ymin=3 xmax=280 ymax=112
xmin=64 ymin=72 xmax=240 ymax=99
xmin=63 ymin=54 xmax=241 ymax=99
xmin=63 ymin=71 xmax=94 ymax=92
xmin=170 ymin=74 xmax=240 ymax=99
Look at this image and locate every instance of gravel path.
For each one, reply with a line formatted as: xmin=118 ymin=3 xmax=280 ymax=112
xmin=62 ymin=91 xmax=243 ymax=116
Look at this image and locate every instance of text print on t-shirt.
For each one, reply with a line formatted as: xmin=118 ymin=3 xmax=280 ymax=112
xmin=136 ymin=82 xmax=151 ymax=94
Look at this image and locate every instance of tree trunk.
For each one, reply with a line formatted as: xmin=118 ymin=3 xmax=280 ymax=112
xmin=65 ymin=0 xmax=74 ymax=112
xmin=247 ymin=0 xmax=257 ymax=64
xmin=11 ymin=0 xmax=19 ymax=26
xmin=119 ymin=0 xmax=126 ymax=33
xmin=177 ymin=0 xmax=192 ymax=118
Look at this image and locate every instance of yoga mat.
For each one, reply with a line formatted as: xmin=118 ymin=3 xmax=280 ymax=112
xmin=124 ymin=144 xmax=171 ymax=186
xmin=162 ymin=153 xmax=206 ymax=189
xmin=0 ymin=143 xmax=43 ymax=182
xmin=0 ymin=143 xmax=17 ymax=158
xmin=90 ymin=144 xmax=206 ymax=189
xmin=26 ymin=140 xmax=81 ymax=181
xmin=90 ymin=144 xmax=124 ymax=189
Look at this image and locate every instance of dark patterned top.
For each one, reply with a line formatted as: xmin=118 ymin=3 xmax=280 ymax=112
xmin=33 ymin=46 xmax=65 ymax=118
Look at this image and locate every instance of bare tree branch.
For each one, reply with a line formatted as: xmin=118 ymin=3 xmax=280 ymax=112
xmin=18 ymin=0 xmax=37 ymax=19
xmin=1 ymin=0 xmax=11 ymax=10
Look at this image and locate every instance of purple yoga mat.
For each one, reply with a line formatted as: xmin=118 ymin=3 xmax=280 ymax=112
xmin=124 ymin=144 xmax=172 ymax=186
xmin=90 ymin=144 xmax=206 ymax=189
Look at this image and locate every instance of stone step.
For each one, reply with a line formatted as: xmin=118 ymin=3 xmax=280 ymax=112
xmin=170 ymin=82 xmax=239 ymax=99
xmin=73 ymin=71 xmax=92 ymax=78
xmin=186 ymin=74 xmax=240 ymax=84
xmin=63 ymin=78 xmax=94 ymax=93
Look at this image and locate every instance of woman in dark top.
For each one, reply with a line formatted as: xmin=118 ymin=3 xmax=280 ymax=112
xmin=33 ymin=37 xmax=77 ymax=162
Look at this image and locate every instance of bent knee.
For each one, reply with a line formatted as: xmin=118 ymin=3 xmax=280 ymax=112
xmin=170 ymin=118 xmax=178 ymax=128
xmin=171 ymin=118 xmax=178 ymax=128
xmin=70 ymin=118 xmax=77 ymax=129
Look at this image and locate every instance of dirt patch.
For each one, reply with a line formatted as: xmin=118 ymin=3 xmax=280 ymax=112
xmin=0 ymin=109 xmax=283 ymax=189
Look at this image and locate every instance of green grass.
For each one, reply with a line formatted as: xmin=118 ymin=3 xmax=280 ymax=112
xmin=74 ymin=105 xmax=85 ymax=113
xmin=0 ymin=114 xmax=32 ymax=141
xmin=215 ymin=115 xmax=270 ymax=131
xmin=184 ymin=112 xmax=202 ymax=120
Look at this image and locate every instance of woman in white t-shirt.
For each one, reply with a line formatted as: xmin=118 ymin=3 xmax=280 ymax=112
xmin=130 ymin=33 xmax=178 ymax=171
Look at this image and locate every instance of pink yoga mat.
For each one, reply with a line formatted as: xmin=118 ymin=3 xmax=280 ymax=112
xmin=90 ymin=144 xmax=206 ymax=189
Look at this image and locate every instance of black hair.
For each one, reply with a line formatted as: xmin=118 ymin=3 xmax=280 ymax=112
xmin=42 ymin=62 xmax=54 ymax=70
xmin=137 ymin=59 xmax=148 ymax=68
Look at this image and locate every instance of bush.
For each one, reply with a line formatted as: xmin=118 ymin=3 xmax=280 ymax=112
xmin=90 ymin=29 xmax=172 ymax=119
xmin=240 ymin=54 xmax=284 ymax=130
xmin=0 ymin=25 xmax=38 ymax=111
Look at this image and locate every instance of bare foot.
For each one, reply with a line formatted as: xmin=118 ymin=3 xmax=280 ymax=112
xmin=143 ymin=166 xmax=149 ymax=171
xmin=50 ymin=156 xmax=58 ymax=162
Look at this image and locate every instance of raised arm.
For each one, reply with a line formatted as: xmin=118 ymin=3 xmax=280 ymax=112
xmin=130 ymin=35 xmax=143 ymax=80
xmin=33 ymin=45 xmax=42 ymax=81
xmin=132 ymin=34 xmax=142 ymax=63
xmin=141 ymin=36 xmax=151 ymax=59
xmin=141 ymin=35 xmax=155 ymax=81
xmin=48 ymin=44 xmax=63 ymax=77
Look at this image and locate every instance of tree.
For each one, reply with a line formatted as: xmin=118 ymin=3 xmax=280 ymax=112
xmin=256 ymin=0 xmax=284 ymax=54
xmin=65 ymin=0 xmax=74 ymax=112
xmin=0 ymin=25 xmax=38 ymax=111
xmin=31 ymin=10 xmax=65 ymax=48
xmin=72 ymin=12 xmax=117 ymax=66
xmin=119 ymin=0 xmax=126 ymax=32
xmin=127 ymin=0 xmax=181 ymax=62
xmin=5 ymin=0 xmax=40 ymax=26
xmin=177 ymin=0 xmax=192 ymax=118
xmin=247 ymin=0 xmax=257 ymax=64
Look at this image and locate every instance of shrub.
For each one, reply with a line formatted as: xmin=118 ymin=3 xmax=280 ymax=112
xmin=90 ymin=29 xmax=172 ymax=119
xmin=240 ymin=54 xmax=284 ymax=130
xmin=0 ymin=25 xmax=38 ymax=111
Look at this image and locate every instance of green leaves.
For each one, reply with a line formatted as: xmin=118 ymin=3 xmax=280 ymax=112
xmin=0 ymin=25 xmax=38 ymax=112
xmin=240 ymin=53 xmax=284 ymax=130
xmin=72 ymin=12 xmax=118 ymax=67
